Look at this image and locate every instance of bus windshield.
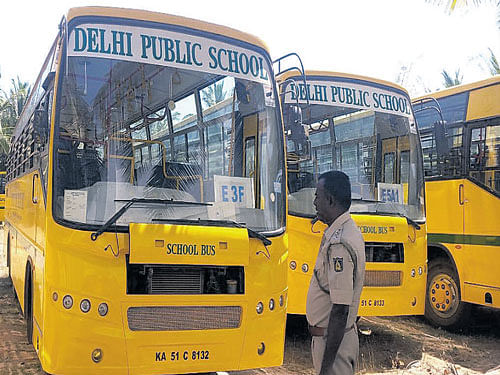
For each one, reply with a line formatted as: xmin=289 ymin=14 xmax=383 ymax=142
xmin=53 ymin=21 xmax=284 ymax=233
xmin=285 ymin=78 xmax=425 ymax=222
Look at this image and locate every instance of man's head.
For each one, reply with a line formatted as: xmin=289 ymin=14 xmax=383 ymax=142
xmin=313 ymin=171 xmax=351 ymax=225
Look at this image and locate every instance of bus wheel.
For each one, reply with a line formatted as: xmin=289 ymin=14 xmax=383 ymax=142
xmin=24 ymin=265 xmax=33 ymax=344
xmin=6 ymin=235 xmax=11 ymax=280
xmin=425 ymin=258 xmax=470 ymax=329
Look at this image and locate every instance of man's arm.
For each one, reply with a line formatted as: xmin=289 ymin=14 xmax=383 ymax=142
xmin=319 ymin=303 xmax=349 ymax=375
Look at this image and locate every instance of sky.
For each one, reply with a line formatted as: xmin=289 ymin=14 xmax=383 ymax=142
xmin=0 ymin=0 xmax=499 ymax=97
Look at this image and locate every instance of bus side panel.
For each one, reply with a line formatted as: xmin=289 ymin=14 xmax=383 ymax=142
xmin=5 ymin=171 xmax=47 ymax=353
xmin=466 ymin=84 xmax=500 ymax=121
xmin=286 ymin=215 xmax=321 ymax=315
xmin=462 ymin=179 xmax=500 ymax=308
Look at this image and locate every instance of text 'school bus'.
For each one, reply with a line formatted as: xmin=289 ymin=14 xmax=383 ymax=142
xmin=5 ymin=7 xmax=288 ymax=374
xmin=413 ymin=76 xmax=500 ymax=329
xmin=0 ymin=171 xmax=5 ymax=222
xmin=278 ymin=71 xmax=427 ymax=316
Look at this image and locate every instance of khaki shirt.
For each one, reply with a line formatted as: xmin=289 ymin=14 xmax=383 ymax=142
xmin=306 ymin=212 xmax=365 ymax=329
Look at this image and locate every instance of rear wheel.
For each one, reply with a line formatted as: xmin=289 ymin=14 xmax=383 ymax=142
xmin=425 ymin=258 xmax=470 ymax=330
xmin=24 ymin=265 xmax=33 ymax=344
xmin=6 ymin=235 xmax=11 ymax=279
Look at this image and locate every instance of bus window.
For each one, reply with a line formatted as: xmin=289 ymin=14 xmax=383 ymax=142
xmin=383 ymin=152 xmax=395 ymax=183
xmin=400 ymin=150 xmax=410 ymax=184
xmin=469 ymin=124 xmax=500 ymax=192
xmin=245 ymin=136 xmax=255 ymax=177
xmin=172 ymin=93 xmax=197 ymax=132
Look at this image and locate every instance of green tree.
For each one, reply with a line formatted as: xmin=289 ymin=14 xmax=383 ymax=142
xmin=441 ymin=68 xmax=463 ymax=87
xmin=487 ymin=47 xmax=500 ymax=75
xmin=0 ymin=77 xmax=31 ymax=155
xmin=201 ymin=80 xmax=226 ymax=108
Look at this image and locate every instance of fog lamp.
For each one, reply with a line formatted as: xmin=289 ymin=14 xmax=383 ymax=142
xmin=256 ymin=302 xmax=264 ymax=314
xmin=257 ymin=342 xmax=266 ymax=355
xmin=91 ymin=348 xmax=103 ymax=363
xmin=98 ymin=303 xmax=109 ymax=317
xmin=269 ymin=298 xmax=275 ymax=311
xmin=62 ymin=295 xmax=73 ymax=309
xmin=80 ymin=299 xmax=91 ymax=313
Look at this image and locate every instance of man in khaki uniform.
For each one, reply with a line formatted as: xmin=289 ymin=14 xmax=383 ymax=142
xmin=306 ymin=171 xmax=365 ymax=375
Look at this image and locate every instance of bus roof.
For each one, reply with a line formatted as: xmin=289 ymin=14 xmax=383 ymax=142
xmin=413 ymin=75 xmax=500 ymax=101
xmin=66 ymin=6 xmax=270 ymax=52
xmin=278 ymin=70 xmax=410 ymax=95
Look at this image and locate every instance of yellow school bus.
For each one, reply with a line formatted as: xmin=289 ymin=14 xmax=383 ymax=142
xmin=413 ymin=76 xmax=500 ymax=328
xmin=5 ymin=7 xmax=288 ymax=374
xmin=278 ymin=71 xmax=427 ymax=316
xmin=0 ymin=170 xmax=5 ymax=222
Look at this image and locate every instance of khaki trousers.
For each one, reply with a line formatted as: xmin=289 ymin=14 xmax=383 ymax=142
xmin=311 ymin=328 xmax=358 ymax=375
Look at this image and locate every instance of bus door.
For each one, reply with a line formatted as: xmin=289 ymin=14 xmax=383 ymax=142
xmin=463 ymin=121 xmax=500 ymax=293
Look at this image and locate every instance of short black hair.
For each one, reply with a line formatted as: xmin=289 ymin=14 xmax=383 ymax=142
xmin=318 ymin=171 xmax=351 ymax=211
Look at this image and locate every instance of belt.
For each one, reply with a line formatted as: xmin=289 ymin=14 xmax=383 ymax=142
xmin=308 ymin=324 xmax=355 ymax=337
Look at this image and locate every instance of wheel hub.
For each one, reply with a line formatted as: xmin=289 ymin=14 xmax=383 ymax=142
xmin=429 ymin=273 xmax=458 ymax=316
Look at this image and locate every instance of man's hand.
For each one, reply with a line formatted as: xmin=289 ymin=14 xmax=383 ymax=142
xmin=319 ymin=303 xmax=349 ymax=375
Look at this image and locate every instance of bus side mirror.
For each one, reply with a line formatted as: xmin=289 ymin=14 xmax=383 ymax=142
xmin=286 ymin=105 xmax=309 ymax=157
xmin=433 ymin=120 xmax=450 ymax=158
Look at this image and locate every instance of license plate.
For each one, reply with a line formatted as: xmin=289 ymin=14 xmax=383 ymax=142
xmin=155 ymin=348 xmax=211 ymax=363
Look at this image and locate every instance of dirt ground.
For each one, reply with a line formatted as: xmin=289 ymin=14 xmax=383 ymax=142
xmin=232 ymin=308 xmax=500 ymax=375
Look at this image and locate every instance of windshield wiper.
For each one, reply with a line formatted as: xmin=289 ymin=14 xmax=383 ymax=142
xmin=152 ymin=218 xmax=272 ymax=246
xmin=90 ymin=198 xmax=212 ymax=241
xmin=351 ymin=198 xmax=382 ymax=203
xmin=395 ymin=213 xmax=422 ymax=230
xmin=351 ymin=210 xmax=421 ymax=230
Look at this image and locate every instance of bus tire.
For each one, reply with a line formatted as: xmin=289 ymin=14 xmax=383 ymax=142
xmin=425 ymin=258 xmax=470 ymax=330
xmin=6 ymin=234 xmax=11 ymax=280
xmin=24 ymin=264 xmax=33 ymax=344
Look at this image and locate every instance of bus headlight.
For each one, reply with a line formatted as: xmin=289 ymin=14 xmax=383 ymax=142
xmin=411 ymin=269 xmax=416 ymax=277
xmin=418 ymin=267 xmax=423 ymax=275
xmin=80 ymin=299 xmax=91 ymax=313
xmin=302 ymin=263 xmax=309 ymax=273
xmin=269 ymin=298 xmax=275 ymax=311
xmin=98 ymin=303 xmax=109 ymax=317
xmin=290 ymin=261 xmax=296 ymax=270
xmin=279 ymin=295 xmax=284 ymax=307
xmin=256 ymin=302 xmax=264 ymax=314
xmin=62 ymin=295 xmax=73 ymax=309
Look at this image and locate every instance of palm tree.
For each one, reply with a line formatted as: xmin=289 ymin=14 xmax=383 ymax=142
xmin=201 ymin=80 xmax=226 ymax=108
xmin=487 ymin=48 xmax=500 ymax=75
xmin=441 ymin=68 xmax=463 ymax=87
xmin=0 ymin=77 xmax=31 ymax=154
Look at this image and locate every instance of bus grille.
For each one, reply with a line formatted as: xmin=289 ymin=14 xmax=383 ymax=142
xmin=150 ymin=268 xmax=203 ymax=294
xmin=364 ymin=270 xmax=402 ymax=287
xmin=127 ymin=306 xmax=242 ymax=331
